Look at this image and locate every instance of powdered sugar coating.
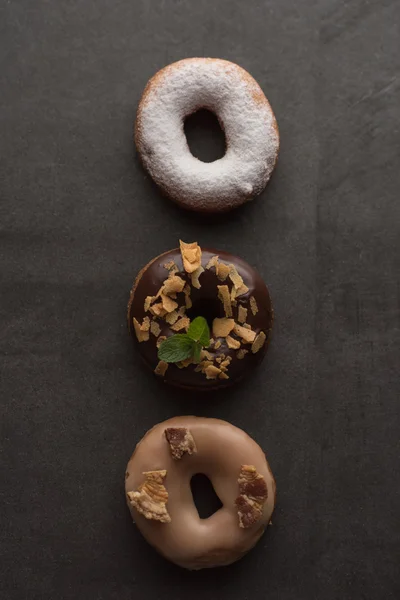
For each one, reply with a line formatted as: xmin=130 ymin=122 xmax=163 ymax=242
xmin=135 ymin=58 xmax=279 ymax=213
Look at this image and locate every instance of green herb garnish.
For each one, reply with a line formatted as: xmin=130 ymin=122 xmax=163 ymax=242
xmin=158 ymin=316 xmax=210 ymax=364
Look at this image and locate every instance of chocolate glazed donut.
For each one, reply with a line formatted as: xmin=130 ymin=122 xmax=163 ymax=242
xmin=127 ymin=241 xmax=273 ymax=390
xmin=125 ymin=416 xmax=276 ymax=570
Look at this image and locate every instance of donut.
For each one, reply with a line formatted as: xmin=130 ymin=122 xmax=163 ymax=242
xmin=127 ymin=240 xmax=273 ymax=390
xmin=125 ymin=416 xmax=276 ymax=569
xmin=135 ymin=58 xmax=279 ymax=213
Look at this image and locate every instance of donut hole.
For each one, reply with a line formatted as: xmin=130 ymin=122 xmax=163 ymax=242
xmin=184 ymin=109 xmax=226 ymax=163
xmin=186 ymin=298 xmax=224 ymax=330
xmin=190 ymin=474 xmax=223 ymax=519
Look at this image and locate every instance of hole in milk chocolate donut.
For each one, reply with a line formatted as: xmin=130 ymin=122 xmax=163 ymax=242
xmin=135 ymin=58 xmax=279 ymax=213
xmin=125 ymin=416 xmax=276 ymax=570
xmin=127 ymin=240 xmax=273 ymax=391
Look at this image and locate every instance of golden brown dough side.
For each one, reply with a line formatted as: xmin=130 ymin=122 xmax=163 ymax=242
xmin=125 ymin=416 xmax=276 ymax=570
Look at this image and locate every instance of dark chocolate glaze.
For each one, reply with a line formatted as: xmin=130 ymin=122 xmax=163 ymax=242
xmin=127 ymin=248 xmax=273 ymax=390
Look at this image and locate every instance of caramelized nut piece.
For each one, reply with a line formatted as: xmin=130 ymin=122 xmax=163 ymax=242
xmin=181 ymin=282 xmax=191 ymax=308
xmin=212 ymin=317 xmax=235 ymax=338
xmin=133 ymin=317 xmax=150 ymax=342
xmin=163 ymin=275 xmax=186 ymax=295
xmin=150 ymin=302 xmax=167 ymax=318
xmin=156 ymin=335 xmax=167 ymax=348
xmin=250 ymin=296 xmax=259 ymax=315
xmin=219 ymin=371 xmax=230 ymax=379
xmin=154 ymin=360 xmax=168 ymax=376
xmin=217 ymin=285 xmax=233 ymax=317
xmin=144 ymin=296 xmax=155 ymax=312
xmin=216 ymin=262 xmax=231 ymax=281
xmin=171 ymin=316 xmax=190 ymax=331
xmin=238 ymin=305 xmax=248 ymax=323
xmin=165 ymin=427 xmax=197 ymax=460
xmin=226 ymin=335 xmax=241 ymax=349
xmin=204 ymin=364 xmax=222 ymax=379
xmin=233 ymin=323 xmax=256 ymax=344
xmin=236 ymin=465 xmax=268 ymax=529
xmin=251 ymin=331 xmax=266 ymax=354
xmin=228 ymin=264 xmax=244 ymax=290
xmin=205 ymin=255 xmax=219 ymax=270
xmin=179 ymin=240 xmax=202 ymax=273
xmin=165 ymin=310 xmax=179 ymax=325
xmin=127 ymin=470 xmax=171 ymax=523
xmin=235 ymin=283 xmax=249 ymax=297
xmin=160 ymin=293 xmax=178 ymax=313
xmin=200 ymin=349 xmax=214 ymax=361
xmin=164 ymin=260 xmax=178 ymax=273
xmin=150 ymin=320 xmax=161 ymax=337
xmin=191 ymin=265 xmax=205 ymax=289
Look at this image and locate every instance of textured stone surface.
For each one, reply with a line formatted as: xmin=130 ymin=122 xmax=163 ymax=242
xmin=0 ymin=0 xmax=399 ymax=598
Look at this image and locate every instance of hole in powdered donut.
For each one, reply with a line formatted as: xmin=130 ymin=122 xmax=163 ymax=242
xmin=186 ymin=298 xmax=225 ymax=330
xmin=190 ymin=474 xmax=223 ymax=519
xmin=184 ymin=109 xmax=226 ymax=163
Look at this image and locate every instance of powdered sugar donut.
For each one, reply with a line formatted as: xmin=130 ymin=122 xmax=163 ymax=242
xmin=135 ymin=58 xmax=279 ymax=213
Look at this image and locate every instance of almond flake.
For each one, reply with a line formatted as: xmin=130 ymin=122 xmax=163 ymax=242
xmin=156 ymin=336 xmax=166 ymax=348
xmin=233 ymin=323 xmax=256 ymax=344
xmin=162 ymin=275 xmax=186 ymax=295
xmin=171 ymin=316 xmax=190 ymax=332
xmin=228 ymin=264 xmax=244 ymax=290
xmin=217 ymin=285 xmax=233 ymax=317
xmin=238 ymin=306 xmax=248 ymax=323
xmin=194 ymin=360 xmax=213 ymax=372
xmin=150 ymin=302 xmax=167 ymax=318
xmin=133 ymin=317 xmax=150 ymax=342
xmin=190 ymin=265 xmax=205 ymax=289
xmin=164 ymin=260 xmax=178 ymax=272
xmin=205 ymin=255 xmax=219 ymax=270
xmin=219 ymin=371 xmax=229 ymax=380
xmin=214 ymin=340 xmax=222 ymax=350
xmin=220 ymin=358 xmax=231 ymax=370
xmin=226 ymin=335 xmax=241 ymax=349
xmin=154 ymin=360 xmax=168 ymax=376
xmin=216 ymin=262 xmax=231 ymax=281
xmin=183 ymin=283 xmax=192 ymax=309
xmin=200 ymin=349 xmax=214 ymax=361
xmin=204 ymin=365 xmax=222 ymax=380
xmin=144 ymin=296 xmax=155 ymax=312
xmin=236 ymin=284 xmax=249 ymax=297
xmin=177 ymin=357 xmax=193 ymax=368
xmin=165 ymin=310 xmax=179 ymax=325
xmin=177 ymin=305 xmax=186 ymax=317
xmin=160 ymin=293 xmax=178 ymax=313
xmin=212 ymin=317 xmax=235 ymax=338
xmin=179 ymin=240 xmax=202 ymax=274
xmin=251 ymin=331 xmax=266 ymax=354
xmin=250 ymin=296 xmax=259 ymax=315
xmin=150 ymin=321 xmax=161 ymax=337
xmin=237 ymin=349 xmax=249 ymax=360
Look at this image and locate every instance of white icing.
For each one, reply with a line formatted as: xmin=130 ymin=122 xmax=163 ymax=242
xmin=136 ymin=58 xmax=279 ymax=212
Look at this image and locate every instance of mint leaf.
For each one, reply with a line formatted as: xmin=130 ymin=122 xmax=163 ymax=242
xmin=187 ymin=316 xmax=210 ymax=347
xmin=192 ymin=342 xmax=202 ymax=364
xmin=158 ymin=334 xmax=194 ymax=363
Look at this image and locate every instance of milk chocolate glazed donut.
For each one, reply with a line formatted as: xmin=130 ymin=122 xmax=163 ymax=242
xmin=125 ymin=417 xmax=276 ymax=569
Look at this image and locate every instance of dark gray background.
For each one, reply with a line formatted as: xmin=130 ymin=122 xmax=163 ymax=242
xmin=1 ymin=1 xmax=399 ymax=599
